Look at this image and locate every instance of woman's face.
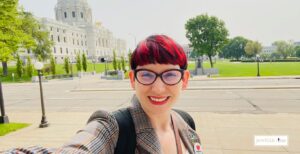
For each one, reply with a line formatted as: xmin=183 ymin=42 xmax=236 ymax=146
xmin=129 ymin=63 xmax=190 ymax=115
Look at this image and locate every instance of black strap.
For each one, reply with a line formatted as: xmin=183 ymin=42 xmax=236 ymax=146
xmin=113 ymin=108 xmax=136 ymax=154
xmin=172 ymin=109 xmax=196 ymax=131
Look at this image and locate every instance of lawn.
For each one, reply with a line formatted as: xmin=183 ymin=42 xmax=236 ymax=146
xmin=0 ymin=123 xmax=30 ymax=136
xmin=188 ymin=60 xmax=300 ymax=77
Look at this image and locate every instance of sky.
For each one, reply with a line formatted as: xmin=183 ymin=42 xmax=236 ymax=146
xmin=18 ymin=0 xmax=300 ymax=50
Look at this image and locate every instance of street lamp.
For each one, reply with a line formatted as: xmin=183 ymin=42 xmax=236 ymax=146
xmin=34 ymin=62 xmax=49 ymax=128
xmin=0 ymin=81 xmax=9 ymax=123
xmin=256 ymin=54 xmax=260 ymax=77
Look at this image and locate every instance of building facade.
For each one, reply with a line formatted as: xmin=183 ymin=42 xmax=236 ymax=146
xmin=29 ymin=0 xmax=126 ymax=63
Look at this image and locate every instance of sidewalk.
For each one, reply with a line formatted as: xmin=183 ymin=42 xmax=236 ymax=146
xmin=1 ymin=111 xmax=299 ymax=153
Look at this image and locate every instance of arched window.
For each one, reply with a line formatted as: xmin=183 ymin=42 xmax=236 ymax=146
xmin=72 ymin=11 xmax=75 ymax=17
xmin=64 ymin=12 xmax=67 ymax=18
xmin=81 ymin=12 xmax=83 ymax=18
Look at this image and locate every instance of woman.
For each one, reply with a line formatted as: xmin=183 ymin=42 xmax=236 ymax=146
xmin=55 ymin=35 xmax=202 ymax=154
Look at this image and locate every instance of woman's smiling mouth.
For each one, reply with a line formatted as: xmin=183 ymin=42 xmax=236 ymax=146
xmin=148 ymin=96 xmax=170 ymax=105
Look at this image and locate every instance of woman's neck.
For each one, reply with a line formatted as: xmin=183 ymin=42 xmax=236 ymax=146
xmin=146 ymin=110 xmax=172 ymax=131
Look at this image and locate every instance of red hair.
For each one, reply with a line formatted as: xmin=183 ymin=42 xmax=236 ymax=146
xmin=130 ymin=35 xmax=187 ymax=70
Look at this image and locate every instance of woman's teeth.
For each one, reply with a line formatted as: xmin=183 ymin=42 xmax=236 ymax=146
xmin=149 ymin=97 xmax=168 ymax=102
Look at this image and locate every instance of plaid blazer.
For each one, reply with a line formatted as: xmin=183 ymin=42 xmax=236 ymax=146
xmin=54 ymin=95 xmax=202 ymax=154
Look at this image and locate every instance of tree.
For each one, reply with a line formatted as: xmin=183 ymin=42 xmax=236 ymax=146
xmin=185 ymin=14 xmax=228 ymax=68
xmin=244 ymin=41 xmax=262 ymax=57
xmin=76 ymin=53 xmax=81 ymax=71
xmin=221 ymin=36 xmax=248 ymax=60
xmin=273 ymin=40 xmax=295 ymax=59
xmin=19 ymin=11 xmax=54 ymax=60
xmin=64 ymin=57 xmax=70 ymax=74
xmin=113 ymin=50 xmax=117 ymax=71
xmin=295 ymin=46 xmax=300 ymax=58
xmin=50 ymin=56 xmax=56 ymax=75
xmin=127 ymin=50 xmax=132 ymax=69
xmin=117 ymin=60 xmax=121 ymax=70
xmin=26 ymin=56 xmax=33 ymax=77
xmin=16 ymin=54 xmax=23 ymax=77
xmin=82 ymin=53 xmax=87 ymax=72
xmin=0 ymin=0 xmax=35 ymax=76
xmin=121 ymin=55 xmax=126 ymax=72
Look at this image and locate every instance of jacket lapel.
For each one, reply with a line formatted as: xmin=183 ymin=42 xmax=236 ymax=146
xmin=128 ymin=95 xmax=161 ymax=154
xmin=172 ymin=111 xmax=201 ymax=154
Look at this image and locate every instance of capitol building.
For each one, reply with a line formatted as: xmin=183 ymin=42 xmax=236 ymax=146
xmin=33 ymin=0 xmax=126 ymax=63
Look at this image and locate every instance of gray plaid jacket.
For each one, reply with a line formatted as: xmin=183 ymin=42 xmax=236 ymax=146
xmin=54 ymin=95 xmax=202 ymax=154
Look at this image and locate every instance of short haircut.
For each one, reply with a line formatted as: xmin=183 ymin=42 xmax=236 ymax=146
xmin=130 ymin=35 xmax=187 ymax=70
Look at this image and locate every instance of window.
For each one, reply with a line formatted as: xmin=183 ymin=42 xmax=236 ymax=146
xmin=51 ymin=35 xmax=53 ymax=41
xmin=73 ymin=39 xmax=75 ymax=45
xmin=60 ymin=47 xmax=63 ymax=54
xmin=53 ymin=47 xmax=56 ymax=53
xmin=61 ymin=57 xmax=63 ymax=59
xmin=64 ymin=37 xmax=66 ymax=43
xmin=77 ymin=40 xmax=79 ymax=45
xmin=58 ymin=36 xmax=60 ymax=42
xmin=81 ymin=40 xmax=83 ymax=46
xmin=27 ymin=49 xmax=30 ymax=54
xmin=63 ymin=29 xmax=66 ymax=33
xmin=66 ymin=48 xmax=68 ymax=54
xmin=64 ymin=12 xmax=67 ymax=18
xmin=85 ymin=41 xmax=87 ymax=46
xmin=72 ymin=11 xmax=75 ymax=17
xmin=50 ymin=27 xmax=53 ymax=31
xmin=81 ymin=12 xmax=83 ymax=18
xmin=57 ymin=28 xmax=59 ymax=32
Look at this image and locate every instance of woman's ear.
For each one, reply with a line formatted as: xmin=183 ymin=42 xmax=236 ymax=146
xmin=182 ymin=70 xmax=190 ymax=90
xmin=129 ymin=70 xmax=135 ymax=90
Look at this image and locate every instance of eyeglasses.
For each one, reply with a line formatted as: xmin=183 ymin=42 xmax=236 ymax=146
xmin=134 ymin=69 xmax=184 ymax=86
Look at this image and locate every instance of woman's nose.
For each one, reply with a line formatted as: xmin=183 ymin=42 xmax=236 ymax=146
xmin=151 ymin=77 xmax=166 ymax=92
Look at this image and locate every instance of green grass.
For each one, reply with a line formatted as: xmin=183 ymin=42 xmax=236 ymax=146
xmin=0 ymin=123 xmax=30 ymax=136
xmin=188 ymin=61 xmax=300 ymax=77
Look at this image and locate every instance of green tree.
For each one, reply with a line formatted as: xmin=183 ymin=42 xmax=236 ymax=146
xmin=64 ymin=57 xmax=70 ymax=74
xmin=221 ymin=36 xmax=248 ymax=60
xmin=76 ymin=53 xmax=81 ymax=71
xmin=273 ymin=40 xmax=295 ymax=59
xmin=121 ymin=55 xmax=126 ymax=72
xmin=16 ymin=54 xmax=23 ymax=77
xmin=82 ymin=53 xmax=87 ymax=72
xmin=26 ymin=56 xmax=33 ymax=77
xmin=244 ymin=41 xmax=262 ymax=57
xmin=0 ymin=0 xmax=35 ymax=76
xmin=185 ymin=14 xmax=229 ymax=68
xmin=113 ymin=50 xmax=117 ymax=71
xmin=117 ymin=60 xmax=121 ymax=70
xmin=295 ymin=46 xmax=300 ymax=58
xmin=19 ymin=11 xmax=54 ymax=60
xmin=50 ymin=56 xmax=56 ymax=75
xmin=127 ymin=50 xmax=132 ymax=69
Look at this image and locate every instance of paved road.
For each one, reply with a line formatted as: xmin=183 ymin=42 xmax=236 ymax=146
xmin=2 ymin=76 xmax=300 ymax=113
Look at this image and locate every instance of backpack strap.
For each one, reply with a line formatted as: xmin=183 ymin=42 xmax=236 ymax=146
xmin=112 ymin=108 xmax=136 ymax=154
xmin=172 ymin=109 xmax=196 ymax=131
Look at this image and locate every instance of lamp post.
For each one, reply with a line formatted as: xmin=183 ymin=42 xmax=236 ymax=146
xmin=34 ymin=62 xmax=49 ymax=128
xmin=0 ymin=81 xmax=9 ymax=123
xmin=256 ymin=54 xmax=260 ymax=77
